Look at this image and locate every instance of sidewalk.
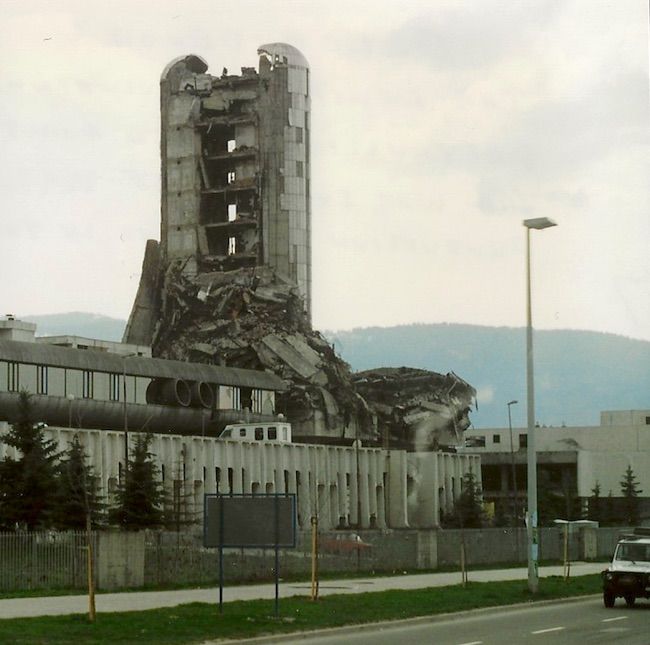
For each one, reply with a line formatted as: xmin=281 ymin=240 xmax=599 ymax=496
xmin=0 ymin=562 xmax=604 ymax=619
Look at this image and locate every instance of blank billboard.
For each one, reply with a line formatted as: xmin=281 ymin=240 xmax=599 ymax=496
xmin=204 ymin=494 xmax=297 ymax=548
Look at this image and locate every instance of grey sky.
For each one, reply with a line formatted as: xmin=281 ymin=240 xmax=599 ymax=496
xmin=1 ymin=0 xmax=648 ymax=341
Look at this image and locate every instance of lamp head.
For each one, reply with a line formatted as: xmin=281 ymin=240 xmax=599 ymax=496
xmin=523 ymin=217 xmax=557 ymax=230
xmin=507 ymin=400 xmax=518 ymax=406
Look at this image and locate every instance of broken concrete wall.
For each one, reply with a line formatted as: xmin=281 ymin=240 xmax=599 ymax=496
xmin=122 ymin=239 xmax=162 ymax=346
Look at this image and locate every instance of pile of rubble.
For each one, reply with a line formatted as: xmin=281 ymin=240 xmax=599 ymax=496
xmin=354 ymin=368 xmax=476 ymax=451
xmin=126 ymin=255 xmax=476 ymax=449
xmin=148 ymin=263 xmax=372 ymax=439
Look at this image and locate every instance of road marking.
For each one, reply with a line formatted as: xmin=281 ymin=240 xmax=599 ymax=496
xmin=531 ymin=626 xmax=565 ymax=635
xmin=602 ymin=616 xmax=628 ymax=623
xmin=458 ymin=642 xmax=482 ymax=645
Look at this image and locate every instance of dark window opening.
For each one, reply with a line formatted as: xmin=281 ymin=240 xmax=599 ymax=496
xmin=8 ymin=362 xmax=19 ymax=391
xmin=519 ymin=434 xmax=528 ymax=448
xmin=82 ymin=370 xmax=94 ymax=399
xmin=481 ymin=465 xmax=502 ymax=492
xmin=37 ymin=365 xmax=48 ymax=395
xmin=109 ymin=373 xmax=120 ymax=401
xmin=240 ymin=387 xmax=253 ymax=410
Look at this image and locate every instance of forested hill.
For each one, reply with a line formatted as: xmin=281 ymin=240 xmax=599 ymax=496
xmin=20 ymin=312 xmax=126 ymax=343
xmin=20 ymin=314 xmax=649 ymax=430
xmin=322 ymin=324 xmax=650 ymax=429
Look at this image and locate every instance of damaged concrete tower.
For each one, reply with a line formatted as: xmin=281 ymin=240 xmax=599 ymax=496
xmin=125 ymin=44 xmax=312 ymax=348
xmin=160 ymin=44 xmax=311 ymax=314
xmin=125 ymin=44 xmax=370 ymax=439
xmin=124 ymin=44 xmax=476 ymax=446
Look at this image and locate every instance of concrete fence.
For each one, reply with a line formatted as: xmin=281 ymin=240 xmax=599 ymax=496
xmin=0 ymin=526 xmax=628 ymax=591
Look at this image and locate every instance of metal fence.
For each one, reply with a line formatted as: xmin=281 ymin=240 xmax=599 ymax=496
xmin=144 ymin=530 xmax=220 ymax=587
xmin=0 ymin=527 xmax=626 ymax=592
xmin=0 ymin=531 xmax=95 ymax=591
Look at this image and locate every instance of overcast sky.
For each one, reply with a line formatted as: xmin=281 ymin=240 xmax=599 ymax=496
xmin=1 ymin=0 xmax=648 ymax=341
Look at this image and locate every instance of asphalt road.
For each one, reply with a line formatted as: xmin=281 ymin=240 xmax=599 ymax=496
xmin=237 ymin=598 xmax=650 ymax=645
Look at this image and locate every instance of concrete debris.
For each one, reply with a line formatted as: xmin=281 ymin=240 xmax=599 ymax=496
xmin=142 ymin=263 xmax=369 ymax=439
xmin=354 ymin=368 xmax=476 ymax=451
xmin=127 ymin=255 xmax=475 ymax=448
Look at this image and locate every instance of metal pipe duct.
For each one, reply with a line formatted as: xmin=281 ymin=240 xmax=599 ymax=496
xmin=155 ymin=379 xmax=192 ymax=407
xmin=190 ymin=381 xmax=214 ymax=409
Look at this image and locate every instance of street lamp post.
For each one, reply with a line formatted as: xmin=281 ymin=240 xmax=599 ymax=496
xmin=507 ymin=399 xmax=519 ymax=559
xmin=523 ymin=217 xmax=557 ymax=594
xmin=67 ymin=394 xmax=75 ymax=429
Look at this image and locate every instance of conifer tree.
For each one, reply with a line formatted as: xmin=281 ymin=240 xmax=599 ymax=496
xmin=109 ymin=433 xmax=164 ymax=530
xmin=55 ymin=434 xmax=104 ymax=530
xmin=443 ymin=471 xmax=486 ymax=528
xmin=0 ymin=390 xmax=61 ymax=530
xmin=620 ymin=465 xmax=642 ymax=526
xmin=588 ymin=481 xmax=602 ymax=523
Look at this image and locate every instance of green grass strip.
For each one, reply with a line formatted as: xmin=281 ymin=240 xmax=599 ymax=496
xmin=0 ymin=575 xmax=601 ymax=645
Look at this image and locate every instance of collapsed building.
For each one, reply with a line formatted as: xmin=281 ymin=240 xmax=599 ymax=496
xmin=124 ymin=44 xmax=476 ymax=449
xmin=0 ymin=45 xmax=481 ymax=531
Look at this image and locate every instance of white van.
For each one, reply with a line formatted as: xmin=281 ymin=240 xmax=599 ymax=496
xmin=218 ymin=422 xmax=292 ymax=443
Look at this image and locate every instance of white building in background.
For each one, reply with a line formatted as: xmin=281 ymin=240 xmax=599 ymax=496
xmin=462 ymin=410 xmax=650 ymax=517
xmin=0 ymin=317 xmax=479 ymax=529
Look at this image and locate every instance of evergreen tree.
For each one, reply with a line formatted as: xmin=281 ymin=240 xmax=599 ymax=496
xmin=588 ymin=481 xmax=602 ymax=523
xmin=0 ymin=390 xmax=61 ymax=530
xmin=620 ymin=465 xmax=642 ymax=526
xmin=55 ymin=434 xmax=105 ymax=530
xmin=0 ymin=457 xmax=22 ymax=531
xmin=443 ymin=471 xmax=486 ymax=529
xmin=109 ymin=433 xmax=164 ymax=530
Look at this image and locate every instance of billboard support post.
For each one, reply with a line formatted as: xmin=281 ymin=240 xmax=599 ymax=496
xmin=204 ymin=493 xmax=297 ymax=616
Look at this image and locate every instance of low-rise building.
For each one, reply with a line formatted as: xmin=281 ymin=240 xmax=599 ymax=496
xmin=0 ymin=317 xmax=479 ymax=529
xmin=462 ymin=411 xmax=650 ymax=522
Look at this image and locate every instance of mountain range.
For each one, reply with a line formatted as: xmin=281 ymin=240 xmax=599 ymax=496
xmin=20 ymin=313 xmax=649 ymax=429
